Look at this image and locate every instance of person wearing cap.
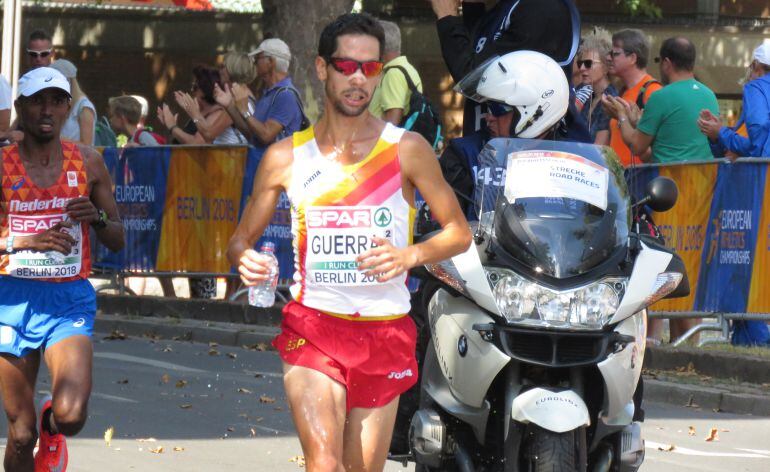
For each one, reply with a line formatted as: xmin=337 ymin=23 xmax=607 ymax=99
xmin=214 ymin=38 xmax=305 ymax=152
xmin=0 ymin=66 xmax=124 ymax=471
xmin=698 ymin=40 xmax=770 ymax=158
xmin=50 ymin=59 xmax=96 ymax=146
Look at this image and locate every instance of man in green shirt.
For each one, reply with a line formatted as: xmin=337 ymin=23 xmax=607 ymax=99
xmin=603 ymin=36 xmax=719 ymax=163
xmin=368 ymin=20 xmax=423 ymax=125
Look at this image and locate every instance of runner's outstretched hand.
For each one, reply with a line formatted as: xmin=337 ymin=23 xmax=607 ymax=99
xmin=238 ymin=249 xmax=274 ymax=286
xmin=66 ymin=196 xmax=99 ymax=224
xmin=356 ymin=236 xmax=417 ymax=283
xmin=18 ymin=221 xmax=75 ymax=254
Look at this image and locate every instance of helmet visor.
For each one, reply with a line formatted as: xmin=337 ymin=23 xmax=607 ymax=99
xmin=453 ymin=55 xmax=501 ymax=103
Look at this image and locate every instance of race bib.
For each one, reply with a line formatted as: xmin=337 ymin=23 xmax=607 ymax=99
xmin=305 ymin=205 xmax=395 ymax=286
xmin=6 ymin=213 xmax=82 ymax=279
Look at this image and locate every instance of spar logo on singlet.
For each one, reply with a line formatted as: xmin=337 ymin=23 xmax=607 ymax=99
xmin=9 ymin=213 xmax=69 ymax=235
xmin=307 ymin=207 xmax=373 ymax=229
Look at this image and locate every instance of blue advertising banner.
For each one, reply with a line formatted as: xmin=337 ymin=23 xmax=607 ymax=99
xmin=694 ymin=163 xmax=767 ymax=312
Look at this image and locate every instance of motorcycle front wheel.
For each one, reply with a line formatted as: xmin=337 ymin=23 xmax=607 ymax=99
xmin=522 ymin=425 xmax=587 ymax=472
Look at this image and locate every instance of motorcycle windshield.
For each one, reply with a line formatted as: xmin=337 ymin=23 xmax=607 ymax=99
xmin=473 ymin=138 xmax=630 ymax=279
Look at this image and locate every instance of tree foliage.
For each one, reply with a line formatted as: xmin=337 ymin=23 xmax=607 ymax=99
xmin=616 ymin=0 xmax=662 ymax=18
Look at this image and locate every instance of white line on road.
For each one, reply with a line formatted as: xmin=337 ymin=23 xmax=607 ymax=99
xmin=91 ymin=392 xmax=139 ymax=403
xmin=94 ymin=352 xmax=206 ymax=373
xmin=646 ymin=441 xmax=770 ymax=459
xmin=736 ymin=448 xmax=770 ymax=455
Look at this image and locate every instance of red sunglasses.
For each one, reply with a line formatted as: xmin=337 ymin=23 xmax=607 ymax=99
xmin=327 ymin=57 xmax=383 ymax=78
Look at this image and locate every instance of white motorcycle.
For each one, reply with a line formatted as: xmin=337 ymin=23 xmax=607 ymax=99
xmin=394 ymin=138 xmax=688 ymax=472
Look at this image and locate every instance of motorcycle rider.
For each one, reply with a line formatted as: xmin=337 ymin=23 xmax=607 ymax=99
xmin=440 ymin=50 xmax=571 ymax=220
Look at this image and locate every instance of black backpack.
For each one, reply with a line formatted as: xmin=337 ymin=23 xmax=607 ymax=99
xmin=635 ymin=79 xmax=661 ymax=110
xmin=384 ymin=65 xmax=443 ymax=150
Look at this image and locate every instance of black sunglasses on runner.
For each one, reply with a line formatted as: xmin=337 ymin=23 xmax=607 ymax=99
xmin=577 ymin=59 xmax=595 ymax=69
xmin=327 ymin=57 xmax=384 ymax=78
xmin=26 ymin=49 xmax=52 ymax=58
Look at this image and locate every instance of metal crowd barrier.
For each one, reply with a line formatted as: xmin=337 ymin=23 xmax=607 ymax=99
xmin=648 ymin=311 xmax=770 ymax=347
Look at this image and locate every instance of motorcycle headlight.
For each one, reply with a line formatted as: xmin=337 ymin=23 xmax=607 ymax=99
xmin=488 ymin=268 xmax=625 ymax=330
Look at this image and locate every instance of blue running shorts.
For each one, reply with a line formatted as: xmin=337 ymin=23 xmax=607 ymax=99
xmin=0 ymin=277 xmax=96 ymax=357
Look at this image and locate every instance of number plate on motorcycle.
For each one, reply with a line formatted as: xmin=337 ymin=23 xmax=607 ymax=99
xmin=504 ymin=151 xmax=609 ymax=211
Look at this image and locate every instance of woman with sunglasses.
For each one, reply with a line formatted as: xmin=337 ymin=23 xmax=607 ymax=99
xmin=49 ymin=59 xmax=96 ymax=146
xmin=577 ymin=29 xmax=618 ymax=146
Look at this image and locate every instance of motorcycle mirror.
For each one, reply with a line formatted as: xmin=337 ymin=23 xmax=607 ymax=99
xmin=636 ymin=176 xmax=678 ymax=212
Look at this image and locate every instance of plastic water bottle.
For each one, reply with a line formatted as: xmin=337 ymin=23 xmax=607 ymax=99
xmin=248 ymin=242 xmax=278 ymax=307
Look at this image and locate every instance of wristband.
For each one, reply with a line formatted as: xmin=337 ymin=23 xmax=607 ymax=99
xmin=242 ymin=110 xmax=253 ymax=120
xmin=5 ymin=235 xmax=14 ymax=254
xmin=617 ymin=117 xmax=628 ymax=127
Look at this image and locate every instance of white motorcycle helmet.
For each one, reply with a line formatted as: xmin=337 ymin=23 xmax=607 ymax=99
xmin=455 ymin=50 xmax=569 ymax=139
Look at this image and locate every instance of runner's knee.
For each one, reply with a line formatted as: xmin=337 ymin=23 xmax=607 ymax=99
xmin=51 ymin=398 xmax=88 ymax=435
xmin=7 ymin=419 xmax=37 ymax=452
xmin=306 ymin=453 xmax=344 ymax=472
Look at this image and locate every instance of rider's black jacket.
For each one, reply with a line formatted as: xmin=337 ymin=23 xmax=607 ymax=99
xmin=436 ymin=0 xmax=576 ymax=136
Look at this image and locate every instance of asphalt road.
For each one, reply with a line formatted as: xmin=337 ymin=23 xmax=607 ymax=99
xmin=0 ymin=336 xmax=767 ymax=471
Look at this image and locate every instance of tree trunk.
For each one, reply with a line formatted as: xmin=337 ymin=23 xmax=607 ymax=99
xmin=261 ymin=0 xmax=355 ymax=120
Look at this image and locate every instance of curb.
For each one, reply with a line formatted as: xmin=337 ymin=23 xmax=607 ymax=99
xmin=95 ymin=313 xmax=280 ymax=347
xmin=644 ymin=346 xmax=770 ymax=384
xmin=644 ymin=378 xmax=770 ymax=417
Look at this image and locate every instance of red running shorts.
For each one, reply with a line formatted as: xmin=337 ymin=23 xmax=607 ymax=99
xmin=273 ymin=301 xmax=418 ymax=412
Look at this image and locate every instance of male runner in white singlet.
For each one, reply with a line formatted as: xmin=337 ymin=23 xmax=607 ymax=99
xmin=227 ymin=13 xmax=471 ymax=472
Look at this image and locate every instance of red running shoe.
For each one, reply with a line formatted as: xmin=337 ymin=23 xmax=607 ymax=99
xmin=34 ymin=397 xmax=68 ymax=472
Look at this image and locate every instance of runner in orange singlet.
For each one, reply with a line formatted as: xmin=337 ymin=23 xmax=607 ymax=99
xmin=0 ymin=67 xmax=124 ymax=472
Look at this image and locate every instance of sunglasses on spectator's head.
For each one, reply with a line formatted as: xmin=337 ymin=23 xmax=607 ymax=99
xmin=27 ymin=49 xmax=52 ymax=58
xmin=487 ymin=102 xmax=514 ymax=117
xmin=577 ymin=59 xmax=595 ymax=69
xmin=326 ymin=57 xmax=383 ymax=78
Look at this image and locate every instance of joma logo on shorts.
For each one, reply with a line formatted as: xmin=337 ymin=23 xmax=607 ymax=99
xmin=306 ymin=208 xmax=371 ymax=229
xmin=387 ymin=369 xmax=413 ymax=380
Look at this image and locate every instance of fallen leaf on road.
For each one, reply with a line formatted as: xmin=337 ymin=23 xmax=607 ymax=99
xmin=116 ymin=379 xmax=129 ymax=385
xmin=209 ymin=342 xmax=219 ymax=347
xmin=104 ymin=426 xmax=114 ymax=447
xmin=705 ymin=427 xmax=719 ymax=442
xmin=149 ymin=446 xmax=164 ymax=454
xmin=176 ymin=380 xmax=188 ymax=388
xmin=657 ymin=444 xmax=676 ymax=452
xmin=104 ymin=330 xmax=127 ymax=341
xmin=179 ymin=404 xmax=193 ymax=409
xmin=238 ymin=413 xmax=249 ymax=418
xmin=162 ymin=346 xmax=173 ymax=353
xmin=289 ymin=456 xmax=306 ymax=467
xmin=227 ymin=352 xmax=238 ymax=359
xmin=688 ymin=426 xmax=695 ymax=436
xmin=254 ymin=374 xmax=264 ymax=379
xmin=237 ymin=388 xmax=253 ymax=394
xmin=721 ymin=429 xmax=730 ymax=432
xmin=250 ymin=427 xmax=256 ymax=437
xmin=137 ymin=438 xmax=157 ymax=443
xmin=208 ymin=348 xmax=220 ymax=356
xmin=227 ymin=427 xmax=235 ymax=432
xmin=173 ymin=447 xmax=184 ymax=452
xmin=274 ymin=406 xmax=284 ymax=411
xmin=161 ymin=374 xmax=170 ymax=384
xmin=260 ymin=395 xmax=276 ymax=403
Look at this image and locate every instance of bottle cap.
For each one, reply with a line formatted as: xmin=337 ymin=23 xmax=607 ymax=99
xmin=260 ymin=241 xmax=276 ymax=253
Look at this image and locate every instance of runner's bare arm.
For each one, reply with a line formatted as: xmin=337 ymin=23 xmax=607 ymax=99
xmin=75 ymin=145 xmax=125 ymax=252
xmin=357 ymin=132 xmax=471 ymax=281
xmin=227 ymin=140 xmax=293 ymax=284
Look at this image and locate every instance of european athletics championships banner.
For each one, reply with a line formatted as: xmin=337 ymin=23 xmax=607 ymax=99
xmin=628 ymin=159 xmax=770 ymax=314
xmin=91 ymin=145 xmax=294 ymax=281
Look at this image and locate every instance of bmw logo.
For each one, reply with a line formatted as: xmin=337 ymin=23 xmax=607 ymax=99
xmin=458 ymin=335 xmax=468 ymax=357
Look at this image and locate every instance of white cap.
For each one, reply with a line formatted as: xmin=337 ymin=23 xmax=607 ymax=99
xmin=249 ymin=38 xmax=291 ymax=62
xmin=130 ymin=95 xmax=149 ymax=118
xmin=754 ymin=40 xmax=770 ymax=66
xmin=50 ymin=59 xmax=77 ymax=79
xmin=17 ymin=67 xmax=71 ymax=98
